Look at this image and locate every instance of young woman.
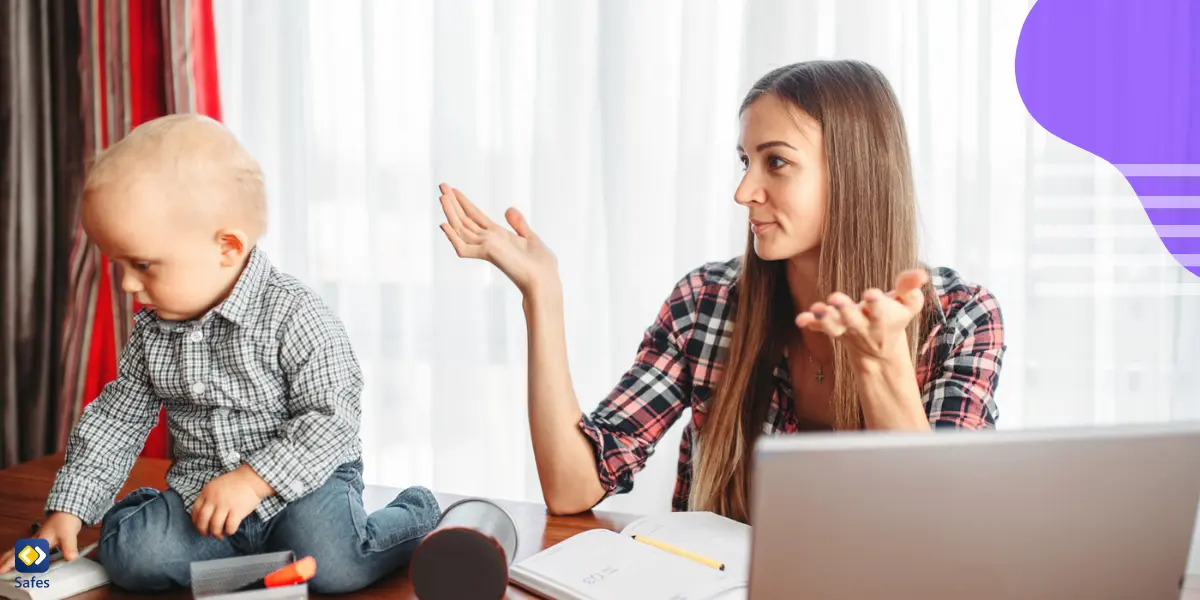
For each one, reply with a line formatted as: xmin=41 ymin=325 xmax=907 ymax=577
xmin=436 ymin=59 xmax=1005 ymax=523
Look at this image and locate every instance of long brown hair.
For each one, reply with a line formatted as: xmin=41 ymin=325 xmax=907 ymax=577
xmin=689 ymin=60 xmax=934 ymax=522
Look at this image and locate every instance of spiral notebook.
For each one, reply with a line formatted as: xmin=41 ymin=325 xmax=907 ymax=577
xmin=509 ymin=511 xmax=751 ymax=600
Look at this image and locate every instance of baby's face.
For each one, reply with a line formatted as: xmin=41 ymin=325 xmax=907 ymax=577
xmin=84 ymin=179 xmax=241 ymax=322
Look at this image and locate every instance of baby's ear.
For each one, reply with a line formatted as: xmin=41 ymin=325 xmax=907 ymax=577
xmin=217 ymin=229 xmax=249 ymax=266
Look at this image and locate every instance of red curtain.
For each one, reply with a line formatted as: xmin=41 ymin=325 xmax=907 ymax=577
xmin=61 ymin=0 xmax=223 ymax=459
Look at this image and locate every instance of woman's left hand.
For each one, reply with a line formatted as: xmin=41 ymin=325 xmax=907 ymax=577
xmin=795 ymin=268 xmax=929 ymax=364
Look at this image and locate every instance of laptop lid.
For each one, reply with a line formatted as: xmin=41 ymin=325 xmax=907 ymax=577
xmin=746 ymin=422 xmax=1200 ymax=600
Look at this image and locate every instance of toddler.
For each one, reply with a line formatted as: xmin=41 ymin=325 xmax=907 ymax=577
xmin=0 ymin=114 xmax=440 ymax=594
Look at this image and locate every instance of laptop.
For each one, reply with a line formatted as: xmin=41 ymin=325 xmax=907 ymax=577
xmin=746 ymin=422 xmax=1200 ymax=600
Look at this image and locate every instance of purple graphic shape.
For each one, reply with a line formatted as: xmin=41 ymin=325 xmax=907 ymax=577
xmin=1015 ymin=0 xmax=1200 ymax=277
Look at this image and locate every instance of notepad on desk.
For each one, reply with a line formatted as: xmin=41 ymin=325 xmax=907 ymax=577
xmin=510 ymin=511 xmax=751 ymax=600
xmin=0 ymin=544 xmax=109 ymax=600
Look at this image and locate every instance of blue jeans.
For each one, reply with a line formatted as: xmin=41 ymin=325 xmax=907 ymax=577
xmin=97 ymin=463 xmax=440 ymax=594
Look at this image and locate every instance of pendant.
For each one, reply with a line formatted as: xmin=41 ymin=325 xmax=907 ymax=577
xmin=816 ymin=367 xmax=824 ymax=382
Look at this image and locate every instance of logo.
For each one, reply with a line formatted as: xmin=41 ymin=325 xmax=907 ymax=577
xmin=14 ymin=539 xmax=49 ymax=574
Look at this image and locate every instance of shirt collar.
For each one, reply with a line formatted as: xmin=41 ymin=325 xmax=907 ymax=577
xmin=212 ymin=246 xmax=271 ymax=327
xmin=731 ymin=261 xmax=950 ymax=327
xmin=933 ymin=293 xmax=949 ymax=325
xmin=146 ymin=247 xmax=271 ymax=333
xmin=771 ymin=284 xmax=949 ymax=366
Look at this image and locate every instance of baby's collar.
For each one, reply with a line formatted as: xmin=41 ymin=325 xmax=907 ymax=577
xmin=211 ymin=246 xmax=270 ymax=327
xmin=146 ymin=247 xmax=270 ymax=332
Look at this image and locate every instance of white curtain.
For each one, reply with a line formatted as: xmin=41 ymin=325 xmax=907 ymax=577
xmin=212 ymin=0 xmax=1200 ymax=560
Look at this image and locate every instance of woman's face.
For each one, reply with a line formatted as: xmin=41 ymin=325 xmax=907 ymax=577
xmin=735 ymin=93 xmax=828 ymax=262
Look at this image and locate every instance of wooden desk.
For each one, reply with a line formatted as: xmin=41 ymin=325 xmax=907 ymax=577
xmin=0 ymin=454 xmax=637 ymax=599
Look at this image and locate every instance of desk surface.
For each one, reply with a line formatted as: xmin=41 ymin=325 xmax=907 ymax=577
xmin=10 ymin=455 xmax=1200 ymax=599
xmin=0 ymin=454 xmax=638 ymax=599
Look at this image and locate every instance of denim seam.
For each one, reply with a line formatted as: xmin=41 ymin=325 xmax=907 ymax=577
xmin=98 ymin=488 xmax=163 ymax=546
xmin=344 ymin=485 xmax=367 ymax=542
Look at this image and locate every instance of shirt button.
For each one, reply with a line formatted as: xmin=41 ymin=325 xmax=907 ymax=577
xmin=226 ymin=451 xmax=241 ymax=463
xmin=189 ymin=330 xmax=203 ymax=342
xmin=191 ymin=382 xmax=206 ymax=395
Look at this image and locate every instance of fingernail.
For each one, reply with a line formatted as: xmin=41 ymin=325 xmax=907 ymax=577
xmin=813 ymin=310 xmax=824 ymax=319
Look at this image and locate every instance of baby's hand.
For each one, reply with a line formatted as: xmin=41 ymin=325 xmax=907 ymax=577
xmin=193 ymin=465 xmax=273 ymax=539
xmin=0 ymin=512 xmax=83 ymax=574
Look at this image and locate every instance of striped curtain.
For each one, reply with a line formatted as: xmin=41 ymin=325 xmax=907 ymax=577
xmin=59 ymin=0 xmax=222 ymax=459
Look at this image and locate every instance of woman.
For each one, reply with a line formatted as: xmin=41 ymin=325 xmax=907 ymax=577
xmin=436 ymin=59 xmax=1005 ymax=523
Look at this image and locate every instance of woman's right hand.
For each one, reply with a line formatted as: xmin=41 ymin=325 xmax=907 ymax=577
xmin=437 ymin=183 xmax=560 ymax=297
xmin=438 ymin=184 xmax=604 ymax=514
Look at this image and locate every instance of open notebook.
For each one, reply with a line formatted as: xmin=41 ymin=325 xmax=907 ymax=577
xmin=510 ymin=511 xmax=751 ymax=600
xmin=0 ymin=544 xmax=109 ymax=600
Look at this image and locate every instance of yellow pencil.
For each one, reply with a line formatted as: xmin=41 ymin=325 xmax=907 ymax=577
xmin=631 ymin=535 xmax=725 ymax=571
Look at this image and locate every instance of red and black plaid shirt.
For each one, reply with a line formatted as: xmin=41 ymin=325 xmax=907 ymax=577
xmin=577 ymin=258 xmax=1006 ymax=512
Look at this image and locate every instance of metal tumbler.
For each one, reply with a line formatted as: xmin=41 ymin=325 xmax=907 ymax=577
xmin=409 ymin=497 xmax=520 ymax=600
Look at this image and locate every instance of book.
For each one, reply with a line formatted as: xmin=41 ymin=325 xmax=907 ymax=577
xmin=509 ymin=511 xmax=751 ymax=600
xmin=0 ymin=544 xmax=109 ymax=600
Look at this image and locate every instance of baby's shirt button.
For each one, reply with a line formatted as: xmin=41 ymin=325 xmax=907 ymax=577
xmin=191 ymin=382 xmax=206 ymax=395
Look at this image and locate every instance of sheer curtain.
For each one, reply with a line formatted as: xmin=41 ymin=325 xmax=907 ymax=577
xmin=211 ymin=0 xmax=1199 ymax=532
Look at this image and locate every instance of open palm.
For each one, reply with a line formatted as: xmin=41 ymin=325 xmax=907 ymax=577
xmin=795 ymin=268 xmax=929 ymax=362
xmin=438 ymin=184 xmax=558 ymax=295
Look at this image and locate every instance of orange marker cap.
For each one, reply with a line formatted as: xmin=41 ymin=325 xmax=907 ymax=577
xmin=263 ymin=556 xmax=317 ymax=588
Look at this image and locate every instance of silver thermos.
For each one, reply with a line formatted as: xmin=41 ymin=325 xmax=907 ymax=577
xmin=410 ymin=497 xmax=520 ymax=599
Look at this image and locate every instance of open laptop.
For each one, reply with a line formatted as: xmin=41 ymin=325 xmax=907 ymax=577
xmin=747 ymin=422 xmax=1200 ymax=600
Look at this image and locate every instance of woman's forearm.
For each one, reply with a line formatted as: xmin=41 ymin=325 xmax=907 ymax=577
xmin=853 ymin=346 xmax=931 ymax=431
xmin=522 ymin=282 xmax=607 ymax=514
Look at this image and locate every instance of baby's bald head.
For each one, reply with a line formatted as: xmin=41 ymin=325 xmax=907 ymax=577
xmin=82 ymin=113 xmax=266 ymax=241
xmin=81 ymin=114 xmax=270 ymax=321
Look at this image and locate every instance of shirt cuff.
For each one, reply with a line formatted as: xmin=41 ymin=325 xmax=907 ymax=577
xmin=577 ymin=414 xmax=628 ymax=498
xmin=244 ymin=442 xmax=321 ymax=504
xmin=45 ymin=476 xmax=113 ymax=526
xmin=932 ymin=414 xmax=993 ymax=430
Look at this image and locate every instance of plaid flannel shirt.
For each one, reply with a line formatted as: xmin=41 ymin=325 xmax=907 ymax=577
xmin=578 ymin=258 xmax=1006 ymax=512
xmin=46 ymin=248 xmax=363 ymax=525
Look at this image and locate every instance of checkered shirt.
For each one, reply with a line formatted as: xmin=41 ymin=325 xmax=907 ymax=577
xmin=46 ymin=248 xmax=364 ymax=525
xmin=578 ymin=258 xmax=1006 ymax=512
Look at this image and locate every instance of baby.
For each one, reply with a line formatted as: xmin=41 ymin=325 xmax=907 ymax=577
xmin=0 ymin=114 xmax=440 ymax=593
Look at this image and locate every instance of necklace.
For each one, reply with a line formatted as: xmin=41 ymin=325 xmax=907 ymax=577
xmin=806 ymin=354 xmax=825 ymax=383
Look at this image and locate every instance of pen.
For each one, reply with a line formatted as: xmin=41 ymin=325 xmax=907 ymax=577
xmin=233 ymin=556 xmax=317 ymax=591
xmin=631 ymin=535 xmax=725 ymax=571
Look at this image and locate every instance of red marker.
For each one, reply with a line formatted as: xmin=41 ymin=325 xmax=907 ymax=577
xmin=233 ymin=556 xmax=316 ymax=591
